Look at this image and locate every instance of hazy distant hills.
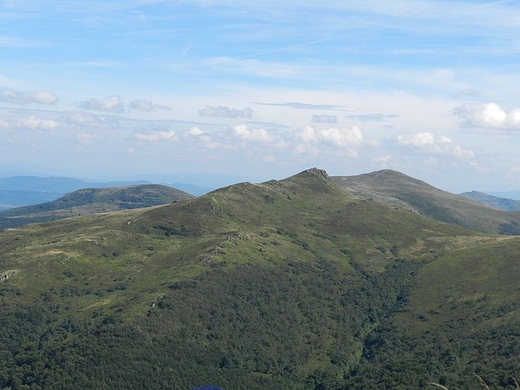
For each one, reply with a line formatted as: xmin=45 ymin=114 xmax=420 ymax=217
xmin=0 ymin=176 xmax=211 ymax=211
xmin=460 ymin=190 xmax=520 ymax=211
xmin=0 ymin=184 xmax=193 ymax=230
xmin=1 ymin=168 xmax=519 ymax=389
xmin=331 ymin=169 xmax=520 ymax=235
xmin=0 ymin=176 xmax=148 ymax=210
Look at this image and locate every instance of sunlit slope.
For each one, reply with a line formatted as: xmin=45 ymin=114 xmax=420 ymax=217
xmin=0 ymin=168 xmax=518 ymax=389
xmin=0 ymin=184 xmax=193 ymax=230
xmin=332 ymin=169 xmax=520 ymax=234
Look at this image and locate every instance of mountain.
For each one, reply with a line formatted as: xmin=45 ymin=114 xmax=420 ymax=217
xmin=170 ymin=182 xmax=214 ymax=196
xmin=486 ymin=189 xmax=520 ymax=200
xmin=331 ymin=169 xmax=520 ymax=235
xmin=460 ymin=190 xmax=520 ymax=211
xmin=0 ymin=176 xmax=150 ymax=210
xmin=0 ymin=184 xmax=193 ymax=230
xmin=0 ymin=168 xmax=519 ymax=389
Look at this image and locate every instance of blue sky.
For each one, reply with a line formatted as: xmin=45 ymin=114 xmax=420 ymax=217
xmin=1 ymin=0 xmax=520 ymax=191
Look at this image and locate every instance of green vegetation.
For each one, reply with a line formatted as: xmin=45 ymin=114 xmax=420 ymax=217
xmin=0 ymin=168 xmax=519 ymax=389
xmin=0 ymin=184 xmax=193 ymax=230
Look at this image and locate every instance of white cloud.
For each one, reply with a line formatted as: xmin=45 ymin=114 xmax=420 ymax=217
xmin=129 ymin=99 xmax=172 ymax=112
xmin=0 ymin=116 xmax=58 ymax=130
xmin=319 ymin=126 xmax=363 ymax=147
xmin=64 ymin=110 xmax=114 ymax=127
xmin=397 ymin=132 xmax=474 ymax=159
xmin=199 ymin=105 xmax=254 ymax=118
xmin=129 ymin=99 xmax=155 ymax=111
xmin=454 ymin=103 xmax=520 ymax=130
xmin=135 ymin=130 xmax=177 ymax=142
xmin=298 ymin=125 xmax=363 ymax=148
xmin=311 ymin=114 xmax=337 ymax=123
xmin=232 ymin=124 xmax=276 ymax=144
xmin=18 ymin=116 xmax=59 ymax=130
xmin=79 ymin=96 xmax=125 ymax=113
xmin=0 ymin=89 xmax=58 ymax=105
xmin=188 ymin=126 xmax=204 ymax=136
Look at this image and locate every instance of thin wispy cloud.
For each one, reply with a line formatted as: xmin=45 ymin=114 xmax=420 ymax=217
xmin=254 ymin=102 xmax=347 ymax=110
xmin=0 ymin=115 xmax=59 ymax=130
xmin=79 ymin=96 xmax=125 ymax=113
xmin=347 ymin=114 xmax=399 ymax=122
xmin=199 ymin=105 xmax=254 ymax=118
xmin=311 ymin=115 xmax=337 ymax=124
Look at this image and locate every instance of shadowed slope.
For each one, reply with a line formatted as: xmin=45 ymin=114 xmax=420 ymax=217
xmin=460 ymin=190 xmax=520 ymax=211
xmin=332 ymin=169 xmax=520 ymax=234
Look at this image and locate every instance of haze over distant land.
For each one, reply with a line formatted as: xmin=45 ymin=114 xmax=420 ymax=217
xmin=1 ymin=1 xmax=520 ymax=192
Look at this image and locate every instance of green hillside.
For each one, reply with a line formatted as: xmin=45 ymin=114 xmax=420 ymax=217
xmin=0 ymin=184 xmax=193 ymax=230
xmin=332 ymin=169 xmax=520 ymax=235
xmin=0 ymin=169 xmax=519 ymax=389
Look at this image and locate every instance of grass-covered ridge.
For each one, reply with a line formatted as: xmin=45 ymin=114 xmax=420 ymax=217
xmin=0 ymin=168 xmax=519 ymax=389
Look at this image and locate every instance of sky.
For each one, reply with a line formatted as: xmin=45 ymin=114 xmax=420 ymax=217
xmin=1 ymin=0 xmax=520 ymax=192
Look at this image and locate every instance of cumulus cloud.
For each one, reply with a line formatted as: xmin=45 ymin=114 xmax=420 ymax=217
xmin=199 ymin=105 xmax=254 ymax=118
xmin=188 ymin=126 xmax=204 ymax=136
xmin=129 ymin=99 xmax=172 ymax=112
xmin=298 ymin=125 xmax=364 ymax=148
xmin=454 ymin=103 xmax=520 ymax=130
xmin=135 ymin=130 xmax=177 ymax=142
xmin=233 ymin=124 xmax=277 ymax=144
xmin=79 ymin=96 xmax=125 ymax=113
xmin=0 ymin=89 xmax=58 ymax=105
xmin=312 ymin=114 xmax=337 ymax=124
xmin=397 ymin=132 xmax=474 ymax=159
xmin=0 ymin=115 xmax=58 ymax=130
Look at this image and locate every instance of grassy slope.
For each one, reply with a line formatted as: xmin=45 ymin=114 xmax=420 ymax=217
xmin=332 ymin=169 xmax=520 ymax=235
xmin=0 ymin=184 xmax=193 ymax=230
xmin=0 ymin=169 xmax=519 ymax=389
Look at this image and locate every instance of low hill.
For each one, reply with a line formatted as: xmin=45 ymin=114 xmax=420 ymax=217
xmin=0 ymin=168 xmax=519 ymax=389
xmin=331 ymin=169 xmax=520 ymax=235
xmin=0 ymin=184 xmax=193 ymax=230
xmin=460 ymin=190 xmax=520 ymax=211
xmin=0 ymin=175 xmax=150 ymax=210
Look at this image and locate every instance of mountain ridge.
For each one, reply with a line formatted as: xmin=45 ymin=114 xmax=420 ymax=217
xmin=331 ymin=169 xmax=520 ymax=235
xmin=0 ymin=168 xmax=519 ymax=389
